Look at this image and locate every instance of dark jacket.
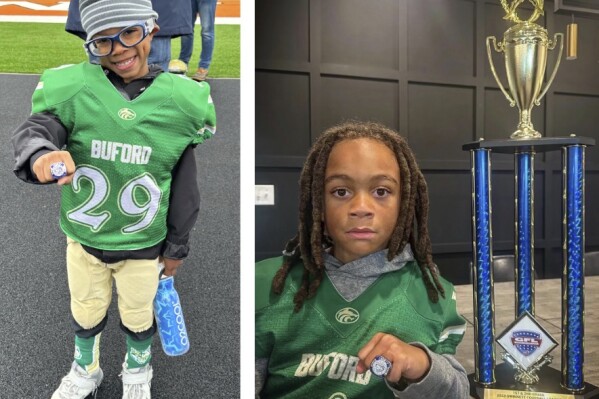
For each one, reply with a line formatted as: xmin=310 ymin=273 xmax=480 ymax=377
xmin=65 ymin=0 xmax=85 ymax=40
xmin=152 ymin=0 xmax=193 ymax=38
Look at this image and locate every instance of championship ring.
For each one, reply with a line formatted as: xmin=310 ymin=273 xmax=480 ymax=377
xmin=370 ymin=355 xmax=392 ymax=377
xmin=50 ymin=162 xmax=67 ymax=179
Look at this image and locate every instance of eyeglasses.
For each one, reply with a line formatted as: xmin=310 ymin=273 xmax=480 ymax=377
xmin=84 ymin=21 xmax=151 ymax=57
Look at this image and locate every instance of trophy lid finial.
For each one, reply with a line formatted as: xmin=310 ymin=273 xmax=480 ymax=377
xmin=500 ymin=0 xmax=544 ymax=24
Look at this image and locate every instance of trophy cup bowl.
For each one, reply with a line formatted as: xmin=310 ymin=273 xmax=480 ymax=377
xmin=487 ymin=22 xmax=563 ymax=140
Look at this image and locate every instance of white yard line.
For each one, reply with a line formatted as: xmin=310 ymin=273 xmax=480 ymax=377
xmin=0 ymin=1 xmax=69 ymax=11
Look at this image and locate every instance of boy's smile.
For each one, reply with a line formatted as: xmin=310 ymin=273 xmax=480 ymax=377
xmin=323 ymin=138 xmax=401 ymax=264
xmin=112 ymin=56 xmax=138 ymax=71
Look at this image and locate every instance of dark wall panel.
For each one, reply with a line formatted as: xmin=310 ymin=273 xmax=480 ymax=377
xmin=553 ymin=93 xmax=599 ymax=168
xmin=408 ymin=83 xmax=474 ymax=162
xmin=320 ymin=76 xmax=399 ymax=131
xmin=255 ymin=169 xmax=302 ymax=260
xmin=434 ymin=252 xmax=475 ymax=286
xmin=408 ymin=0 xmax=476 ymax=77
xmin=255 ymin=71 xmax=311 ymax=157
xmin=255 ymin=0 xmax=310 ymax=63
xmin=426 ymin=171 xmax=472 ymax=246
xmin=490 ymin=170 xmax=545 ymax=243
xmin=321 ymin=0 xmax=400 ymax=70
xmin=547 ymin=247 xmax=564 ymax=278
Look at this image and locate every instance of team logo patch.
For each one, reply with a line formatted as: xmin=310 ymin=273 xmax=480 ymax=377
xmin=74 ymin=346 xmax=82 ymax=360
xmin=328 ymin=393 xmax=348 ymax=399
xmin=118 ymin=108 xmax=136 ymax=120
xmin=335 ymin=307 xmax=359 ymax=324
xmin=511 ymin=330 xmax=542 ymax=356
xmin=130 ymin=347 xmax=151 ymax=364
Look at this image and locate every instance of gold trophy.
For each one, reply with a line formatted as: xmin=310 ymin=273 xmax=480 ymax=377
xmin=487 ymin=0 xmax=563 ymax=139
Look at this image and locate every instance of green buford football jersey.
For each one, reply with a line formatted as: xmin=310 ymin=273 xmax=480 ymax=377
xmin=32 ymin=63 xmax=216 ymax=250
xmin=255 ymin=257 xmax=466 ymax=399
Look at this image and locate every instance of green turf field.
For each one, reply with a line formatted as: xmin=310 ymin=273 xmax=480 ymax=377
xmin=0 ymin=22 xmax=239 ymax=77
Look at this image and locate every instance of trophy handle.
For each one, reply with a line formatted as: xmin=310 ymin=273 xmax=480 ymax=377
xmin=535 ymin=33 xmax=564 ymax=106
xmin=486 ymin=36 xmax=516 ymax=107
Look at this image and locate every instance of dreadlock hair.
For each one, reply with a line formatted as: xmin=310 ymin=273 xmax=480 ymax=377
xmin=272 ymin=120 xmax=445 ymax=311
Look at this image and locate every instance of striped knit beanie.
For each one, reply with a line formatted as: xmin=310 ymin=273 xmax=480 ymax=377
xmin=79 ymin=0 xmax=158 ymax=41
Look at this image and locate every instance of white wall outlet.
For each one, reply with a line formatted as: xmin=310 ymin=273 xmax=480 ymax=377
xmin=255 ymin=185 xmax=275 ymax=205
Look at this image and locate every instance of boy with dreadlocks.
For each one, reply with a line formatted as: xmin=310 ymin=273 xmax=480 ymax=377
xmin=255 ymin=121 xmax=469 ymax=398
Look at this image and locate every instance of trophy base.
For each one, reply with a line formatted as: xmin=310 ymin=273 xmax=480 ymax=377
xmin=469 ymin=363 xmax=599 ymax=398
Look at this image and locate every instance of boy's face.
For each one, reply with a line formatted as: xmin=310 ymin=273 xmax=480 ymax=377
xmin=96 ymin=25 xmax=154 ymax=83
xmin=323 ymin=138 xmax=401 ymax=264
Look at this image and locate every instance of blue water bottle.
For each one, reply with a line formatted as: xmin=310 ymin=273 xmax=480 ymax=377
xmin=154 ymin=269 xmax=190 ymax=356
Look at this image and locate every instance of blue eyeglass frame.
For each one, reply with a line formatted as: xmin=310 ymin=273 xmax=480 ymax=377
xmin=83 ymin=21 xmax=151 ymax=57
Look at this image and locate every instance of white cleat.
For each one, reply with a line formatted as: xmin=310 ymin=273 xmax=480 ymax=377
xmin=121 ymin=363 xmax=153 ymax=399
xmin=51 ymin=361 xmax=103 ymax=399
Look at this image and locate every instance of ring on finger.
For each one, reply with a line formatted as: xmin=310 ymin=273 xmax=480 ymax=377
xmin=370 ymin=355 xmax=392 ymax=377
xmin=50 ymin=162 xmax=67 ymax=179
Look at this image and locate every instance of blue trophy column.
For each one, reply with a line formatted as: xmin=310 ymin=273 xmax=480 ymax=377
xmin=515 ymin=152 xmax=535 ymax=317
xmin=562 ymin=145 xmax=585 ymax=391
xmin=472 ymin=148 xmax=495 ymax=385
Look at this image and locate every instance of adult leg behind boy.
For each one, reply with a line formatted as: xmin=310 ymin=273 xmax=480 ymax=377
xmin=192 ymin=0 xmax=217 ymax=81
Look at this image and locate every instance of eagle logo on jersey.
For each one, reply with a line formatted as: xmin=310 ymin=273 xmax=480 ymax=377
xmin=335 ymin=307 xmax=359 ymax=324
xmin=118 ymin=108 xmax=136 ymax=120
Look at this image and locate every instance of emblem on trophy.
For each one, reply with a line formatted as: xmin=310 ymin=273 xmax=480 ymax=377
xmin=487 ymin=0 xmax=563 ymax=139
xmin=496 ymin=312 xmax=558 ymax=385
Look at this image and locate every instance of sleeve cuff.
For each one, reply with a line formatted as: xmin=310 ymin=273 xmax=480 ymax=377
xmin=385 ymin=343 xmax=468 ymax=399
xmin=161 ymin=239 xmax=190 ymax=260
xmin=28 ymin=149 xmax=54 ymax=181
xmin=14 ymin=144 xmax=59 ymax=183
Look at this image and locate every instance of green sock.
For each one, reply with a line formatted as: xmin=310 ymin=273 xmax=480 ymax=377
xmin=74 ymin=333 xmax=101 ymax=373
xmin=125 ymin=335 xmax=152 ymax=369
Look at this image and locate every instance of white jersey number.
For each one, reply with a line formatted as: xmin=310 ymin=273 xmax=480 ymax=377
xmin=67 ymin=166 xmax=162 ymax=234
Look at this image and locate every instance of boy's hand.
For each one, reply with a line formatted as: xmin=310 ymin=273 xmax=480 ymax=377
xmin=161 ymin=257 xmax=183 ymax=276
xmin=356 ymin=332 xmax=431 ymax=383
xmin=32 ymin=150 xmax=76 ymax=185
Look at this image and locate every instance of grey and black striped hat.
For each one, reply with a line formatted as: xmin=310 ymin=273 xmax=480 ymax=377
xmin=79 ymin=0 xmax=158 ymax=41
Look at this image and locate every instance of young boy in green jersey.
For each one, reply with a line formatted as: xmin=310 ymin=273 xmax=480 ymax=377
xmin=11 ymin=1 xmax=216 ymax=398
xmin=255 ymin=121 xmax=469 ymax=398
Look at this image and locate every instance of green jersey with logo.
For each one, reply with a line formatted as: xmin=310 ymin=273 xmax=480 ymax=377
xmin=255 ymin=256 xmax=466 ymax=399
xmin=31 ymin=62 xmax=216 ymax=250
